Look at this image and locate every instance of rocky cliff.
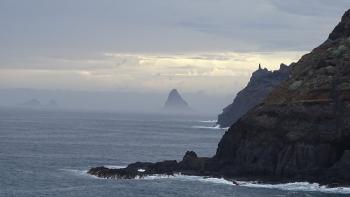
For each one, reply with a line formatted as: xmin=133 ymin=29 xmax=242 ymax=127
xmin=218 ymin=64 xmax=290 ymax=128
xmin=164 ymin=89 xmax=190 ymax=111
xmin=215 ymin=9 xmax=350 ymax=184
xmin=89 ymin=9 xmax=350 ymax=186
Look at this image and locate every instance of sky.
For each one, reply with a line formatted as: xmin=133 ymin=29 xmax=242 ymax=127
xmin=1 ymin=0 xmax=350 ymax=97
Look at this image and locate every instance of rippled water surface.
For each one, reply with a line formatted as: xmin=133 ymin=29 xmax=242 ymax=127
xmin=0 ymin=108 xmax=348 ymax=197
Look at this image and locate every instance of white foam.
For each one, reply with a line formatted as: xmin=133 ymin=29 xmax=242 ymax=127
xmin=141 ymin=174 xmax=233 ymax=185
xmin=139 ymin=174 xmax=350 ymax=194
xmin=236 ymin=181 xmax=350 ymax=194
xmin=138 ymin=169 xmax=146 ymax=172
xmin=60 ymin=169 xmax=100 ymax=179
xmin=198 ymin=120 xmax=217 ymax=123
xmin=104 ymin=165 xmax=127 ymax=169
xmin=61 ymin=169 xmax=88 ymax=175
xmin=72 ymin=168 xmax=350 ymax=194
xmin=191 ymin=125 xmax=228 ymax=130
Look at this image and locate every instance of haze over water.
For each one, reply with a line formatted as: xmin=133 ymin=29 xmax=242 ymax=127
xmin=0 ymin=108 xmax=348 ymax=196
xmin=2 ymin=1 xmax=350 ymax=196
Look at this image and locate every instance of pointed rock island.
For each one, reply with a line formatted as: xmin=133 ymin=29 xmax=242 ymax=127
xmin=88 ymin=9 xmax=350 ymax=186
xmin=164 ymin=89 xmax=190 ymax=111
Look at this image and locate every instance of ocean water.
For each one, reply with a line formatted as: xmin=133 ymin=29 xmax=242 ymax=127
xmin=0 ymin=108 xmax=349 ymax=197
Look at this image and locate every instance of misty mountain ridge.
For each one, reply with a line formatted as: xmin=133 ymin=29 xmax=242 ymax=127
xmin=20 ymin=98 xmax=58 ymax=107
xmin=21 ymin=98 xmax=41 ymax=106
xmin=0 ymin=88 xmax=231 ymax=115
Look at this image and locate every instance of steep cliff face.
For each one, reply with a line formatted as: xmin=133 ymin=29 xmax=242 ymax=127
xmin=218 ymin=64 xmax=290 ymax=128
xmin=89 ymin=9 xmax=350 ymax=186
xmin=214 ymin=10 xmax=350 ymax=183
xmin=164 ymin=89 xmax=190 ymax=111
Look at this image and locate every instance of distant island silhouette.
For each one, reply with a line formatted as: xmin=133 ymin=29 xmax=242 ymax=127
xmin=164 ymin=89 xmax=190 ymax=111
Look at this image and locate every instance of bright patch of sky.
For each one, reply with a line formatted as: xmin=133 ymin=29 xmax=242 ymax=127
xmin=1 ymin=0 xmax=349 ymax=95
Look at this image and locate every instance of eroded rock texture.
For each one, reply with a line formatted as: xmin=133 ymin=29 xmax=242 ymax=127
xmin=218 ymin=64 xmax=290 ymax=128
xmin=215 ymin=9 xmax=350 ymax=185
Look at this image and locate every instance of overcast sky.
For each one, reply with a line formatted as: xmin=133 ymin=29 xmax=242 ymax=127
xmin=1 ymin=0 xmax=350 ymax=95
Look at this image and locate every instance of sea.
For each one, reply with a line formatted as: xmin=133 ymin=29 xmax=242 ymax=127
xmin=0 ymin=108 xmax=349 ymax=197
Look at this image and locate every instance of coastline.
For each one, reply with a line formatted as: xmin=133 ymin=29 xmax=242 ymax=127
xmin=87 ymin=151 xmax=350 ymax=188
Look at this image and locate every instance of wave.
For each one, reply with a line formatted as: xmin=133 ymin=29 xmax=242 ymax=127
xmin=198 ymin=120 xmax=217 ymax=123
xmin=66 ymin=168 xmax=350 ymax=194
xmin=61 ymin=166 xmax=127 ymax=179
xmin=142 ymin=174 xmax=350 ymax=194
xmin=61 ymin=169 xmax=88 ymax=175
xmin=236 ymin=181 xmax=350 ymax=194
xmin=191 ymin=125 xmax=228 ymax=130
xmin=104 ymin=165 xmax=127 ymax=169
xmin=60 ymin=169 xmax=99 ymax=179
xmin=137 ymin=174 xmax=233 ymax=185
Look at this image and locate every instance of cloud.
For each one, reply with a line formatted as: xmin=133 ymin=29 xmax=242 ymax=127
xmin=0 ymin=0 xmax=349 ymax=94
xmin=268 ymin=0 xmax=350 ymax=17
xmin=1 ymin=0 xmax=349 ymax=57
xmin=0 ymin=51 xmax=305 ymax=94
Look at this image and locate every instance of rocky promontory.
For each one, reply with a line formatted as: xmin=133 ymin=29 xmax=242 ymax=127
xmin=213 ymin=9 xmax=350 ymax=185
xmin=218 ymin=64 xmax=290 ymax=128
xmin=88 ymin=9 xmax=350 ymax=187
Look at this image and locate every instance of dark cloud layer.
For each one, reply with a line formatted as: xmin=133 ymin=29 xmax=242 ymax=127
xmin=1 ymin=0 xmax=349 ymax=58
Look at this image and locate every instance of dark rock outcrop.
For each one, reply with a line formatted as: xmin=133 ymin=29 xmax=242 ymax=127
xmin=164 ymin=89 xmax=190 ymax=111
xmin=88 ymin=151 xmax=239 ymax=184
xmin=218 ymin=64 xmax=291 ymax=127
xmin=88 ymin=151 xmax=209 ymax=178
xmin=89 ymin=9 xmax=350 ymax=187
xmin=214 ymin=9 xmax=350 ymax=185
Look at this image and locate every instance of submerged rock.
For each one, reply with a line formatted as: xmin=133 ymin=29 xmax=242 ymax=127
xmin=217 ymin=64 xmax=291 ymax=128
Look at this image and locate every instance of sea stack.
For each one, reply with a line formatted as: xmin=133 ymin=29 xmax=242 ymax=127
xmin=164 ymin=89 xmax=190 ymax=111
xmin=217 ymin=63 xmax=290 ymax=128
